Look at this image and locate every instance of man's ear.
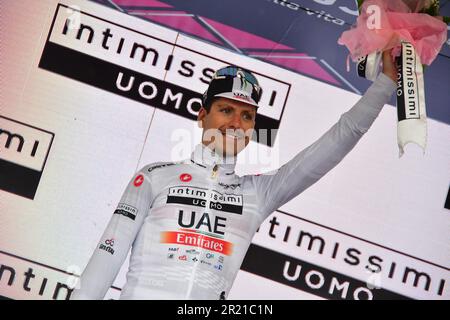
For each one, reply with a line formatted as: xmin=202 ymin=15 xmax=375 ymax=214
xmin=197 ymin=107 xmax=206 ymax=128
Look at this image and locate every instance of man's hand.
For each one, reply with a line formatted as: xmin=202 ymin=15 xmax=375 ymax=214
xmin=382 ymin=49 xmax=398 ymax=83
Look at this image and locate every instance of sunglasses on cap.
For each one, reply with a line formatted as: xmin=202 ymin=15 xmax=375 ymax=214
xmin=204 ymin=66 xmax=263 ymax=108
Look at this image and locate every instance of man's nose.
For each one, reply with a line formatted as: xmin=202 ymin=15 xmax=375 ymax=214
xmin=228 ymin=113 xmax=242 ymax=129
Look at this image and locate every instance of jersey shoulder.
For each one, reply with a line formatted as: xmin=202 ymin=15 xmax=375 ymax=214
xmin=140 ymin=161 xmax=182 ymax=176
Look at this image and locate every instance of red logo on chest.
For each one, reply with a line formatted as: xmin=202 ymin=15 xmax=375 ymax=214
xmin=180 ymin=173 xmax=192 ymax=182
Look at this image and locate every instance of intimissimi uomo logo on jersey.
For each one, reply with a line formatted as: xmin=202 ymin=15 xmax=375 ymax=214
xmin=167 ymin=186 xmax=243 ymax=215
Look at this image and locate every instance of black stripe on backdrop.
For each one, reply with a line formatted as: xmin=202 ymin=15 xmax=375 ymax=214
xmin=38 ymin=42 xmax=280 ymax=146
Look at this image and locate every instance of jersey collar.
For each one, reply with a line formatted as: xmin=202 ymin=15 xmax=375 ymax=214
xmin=190 ymin=143 xmax=236 ymax=176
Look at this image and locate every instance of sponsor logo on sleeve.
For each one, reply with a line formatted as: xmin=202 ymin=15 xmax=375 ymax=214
xmin=114 ymin=203 xmax=138 ymax=221
xmin=147 ymin=163 xmax=175 ymax=173
xmin=99 ymin=238 xmax=115 ymax=255
xmin=133 ymin=174 xmax=144 ymax=187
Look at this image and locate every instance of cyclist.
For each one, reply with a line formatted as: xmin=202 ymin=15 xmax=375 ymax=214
xmin=71 ymin=52 xmax=397 ymax=299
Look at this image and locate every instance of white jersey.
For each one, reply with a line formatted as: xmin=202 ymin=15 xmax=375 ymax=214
xmin=71 ymin=73 xmax=396 ymax=300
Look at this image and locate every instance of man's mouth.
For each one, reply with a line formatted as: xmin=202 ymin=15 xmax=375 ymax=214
xmin=221 ymin=130 xmax=245 ymax=140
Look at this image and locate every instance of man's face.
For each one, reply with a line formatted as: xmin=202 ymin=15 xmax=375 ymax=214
xmin=197 ymin=97 xmax=257 ymax=157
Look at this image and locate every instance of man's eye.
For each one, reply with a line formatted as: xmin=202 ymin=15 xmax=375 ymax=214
xmin=221 ymin=108 xmax=231 ymax=114
xmin=243 ymin=113 xmax=254 ymax=121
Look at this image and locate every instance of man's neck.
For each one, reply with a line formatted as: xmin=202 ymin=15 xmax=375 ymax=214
xmin=201 ymin=142 xmax=238 ymax=164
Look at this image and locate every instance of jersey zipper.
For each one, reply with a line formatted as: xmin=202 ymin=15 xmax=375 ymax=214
xmin=185 ymin=162 xmax=219 ymax=298
xmin=211 ymin=164 xmax=219 ymax=179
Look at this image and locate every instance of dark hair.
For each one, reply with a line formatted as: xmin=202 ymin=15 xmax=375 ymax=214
xmin=202 ymin=97 xmax=218 ymax=113
xmin=201 ymin=97 xmax=259 ymax=123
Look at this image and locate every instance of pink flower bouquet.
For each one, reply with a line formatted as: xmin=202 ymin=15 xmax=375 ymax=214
xmin=338 ymin=0 xmax=448 ymax=65
xmin=338 ymin=0 xmax=449 ymax=157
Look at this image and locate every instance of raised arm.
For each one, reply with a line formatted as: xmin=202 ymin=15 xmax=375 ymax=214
xmin=251 ymin=72 xmax=396 ymax=221
xmin=70 ymin=166 xmax=153 ymax=300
